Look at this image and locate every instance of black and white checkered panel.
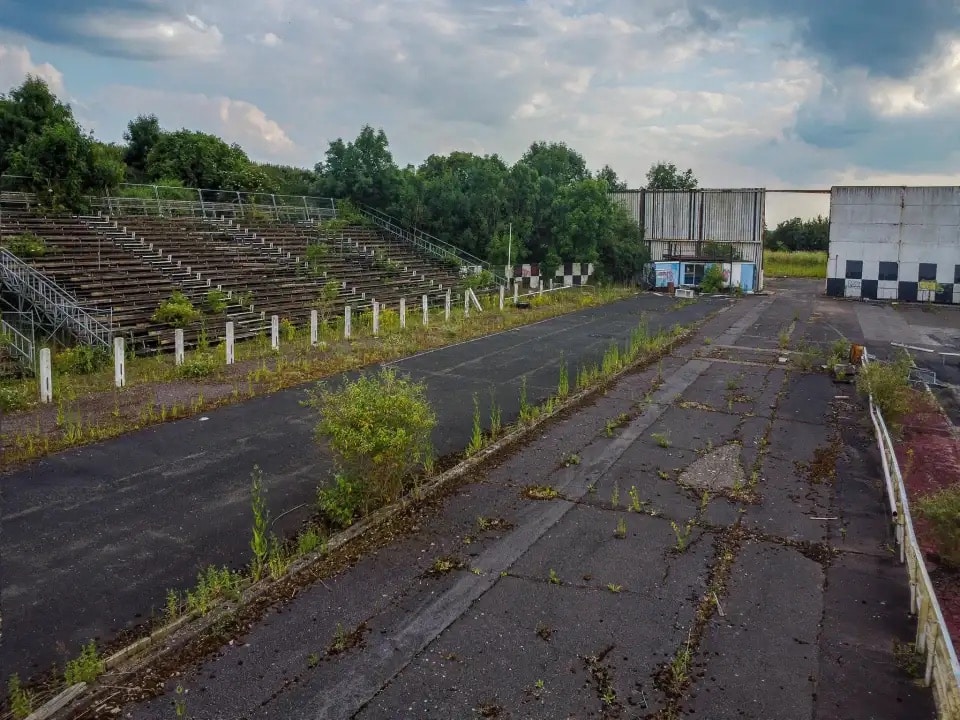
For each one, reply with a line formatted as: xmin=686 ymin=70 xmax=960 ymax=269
xmin=556 ymin=262 xmax=594 ymax=287
xmin=826 ymin=186 xmax=960 ymax=304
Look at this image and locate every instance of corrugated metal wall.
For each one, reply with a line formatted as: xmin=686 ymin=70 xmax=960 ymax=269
xmin=611 ymin=189 xmax=765 ymax=265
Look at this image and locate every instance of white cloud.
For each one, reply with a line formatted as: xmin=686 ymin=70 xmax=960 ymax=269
xmin=0 ymin=44 xmax=64 ymax=95
xmin=76 ymin=11 xmax=224 ymax=60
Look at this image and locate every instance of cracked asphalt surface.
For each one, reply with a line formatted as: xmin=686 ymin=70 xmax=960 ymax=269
xmin=2 ymin=292 xmax=722 ymax=682
xmin=116 ymin=281 xmax=935 ymax=720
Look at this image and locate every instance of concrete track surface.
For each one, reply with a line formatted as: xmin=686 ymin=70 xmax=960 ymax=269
xmin=106 ymin=282 xmax=934 ymax=720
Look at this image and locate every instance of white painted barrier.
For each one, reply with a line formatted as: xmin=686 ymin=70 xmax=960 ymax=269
xmin=174 ymin=329 xmax=184 ymax=366
xmin=310 ymin=310 xmax=319 ymax=346
xmin=344 ymin=305 xmax=352 ymax=339
xmin=373 ymin=301 xmax=380 ymax=336
xmin=445 ymin=289 xmax=451 ymax=321
xmin=39 ymin=348 xmax=52 ymax=403
xmin=400 ymin=298 xmax=406 ymax=329
xmin=271 ymin=315 xmax=279 ymax=350
xmin=114 ymin=337 xmax=125 ymax=389
xmin=225 ymin=321 xmax=235 ymax=365
xmin=863 ymin=351 xmax=960 ymax=717
xmin=422 ymin=295 xmax=429 ymax=326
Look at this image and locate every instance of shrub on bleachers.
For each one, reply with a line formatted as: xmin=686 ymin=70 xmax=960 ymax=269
xmin=3 ymin=232 xmax=48 ymax=258
xmin=314 ymin=280 xmax=340 ymax=326
xmin=204 ymin=289 xmax=229 ymax=314
xmin=306 ymin=243 xmax=327 ymax=271
xmin=279 ymin=317 xmax=296 ymax=342
xmin=153 ymin=291 xmax=201 ymax=328
xmin=54 ymin=345 xmax=111 ymax=375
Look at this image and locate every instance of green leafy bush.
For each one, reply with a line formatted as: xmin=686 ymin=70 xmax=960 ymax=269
xmin=917 ymin=486 xmax=960 ymax=568
xmin=856 ymin=352 xmax=912 ymax=424
xmin=310 ymin=368 xmax=436 ymax=521
xmin=463 ymin=269 xmax=496 ymax=289
xmin=279 ymin=317 xmax=296 ymax=342
xmin=153 ymin=291 xmax=201 ymax=328
xmin=177 ymin=352 xmax=218 ymax=378
xmin=7 ymin=673 xmax=33 ymax=719
xmin=54 ymin=345 xmax=110 ymax=375
xmin=306 ymin=243 xmax=328 ymax=269
xmin=64 ymin=641 xmax=104 ymax=685
xmin=700 ymin=264 xmax=725 ymax=293
xmin=204 ymin=289 xmax=229 ymax=314
xmin=3 ymin=233 xmax=47 ymax=258
xmin=317 ymin=474 xmax=365 ymax=529
xmin=0 ymin=383 xmax=33 ymax=412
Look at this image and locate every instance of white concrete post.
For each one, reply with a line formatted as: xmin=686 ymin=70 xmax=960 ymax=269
xmin=39 ymin=348 xmax=52 ymax=403
xmin=174 ymin=329 xmax=184 ymax=366
xmin=114 ymin=337 xmax=126 ymax=388
xmin=539 ymin=277 xmax=544 ymax=295
xmin=399 ymin=297 xmax=406 ymax=329
xmin=445 ymin=289 xmax=451 ymax=321
xmin=310 ymin=310 xmax=319 ymax=346
xmin=550 ymin=278 xmax=554 ymax=291
xmin=372 ymin=301 xmax=380 ymax=336
xmin=499 ymin=285 xmax=505 ymax=310
xmin=271 ymin=315 xmax=279 ymax=350
xmin=225 ymin=321 xmax=235 ymax=365
xmin=514 ymin=282 xmax=519 ymax=302
xmin=344 ymin=305 xmax=352 ymax=338
xmin=422 ymin=295 xmax=429 ymax=326
xmin=464 ymin=291 xmax=470 ymax=318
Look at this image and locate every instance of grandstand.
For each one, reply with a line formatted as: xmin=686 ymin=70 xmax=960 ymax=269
xmin=0 ymin=187 xmax=487 ymax=368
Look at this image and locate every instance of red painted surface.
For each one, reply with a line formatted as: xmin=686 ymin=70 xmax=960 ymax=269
xmin=895 ymin=396 xmax=960 ymax=653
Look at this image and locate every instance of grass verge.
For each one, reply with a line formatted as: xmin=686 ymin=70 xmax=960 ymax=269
xmin=764 ymin=250 xmax=827 ymax=279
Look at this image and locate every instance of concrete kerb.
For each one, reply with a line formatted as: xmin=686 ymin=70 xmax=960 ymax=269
xmin=45 ymin=306 xmax=727 ymax=720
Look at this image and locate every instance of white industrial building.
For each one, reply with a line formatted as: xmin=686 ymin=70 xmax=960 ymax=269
xmin=827 ymin=186 xmax=960 ymax=304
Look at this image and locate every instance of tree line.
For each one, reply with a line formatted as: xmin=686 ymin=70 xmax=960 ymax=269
xmin=1 ymin=76 xmax=705 ymax=280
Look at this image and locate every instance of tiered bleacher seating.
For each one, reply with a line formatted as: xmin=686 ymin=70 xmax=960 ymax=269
xmin=1 ymin=208 xmax=470 ymax=354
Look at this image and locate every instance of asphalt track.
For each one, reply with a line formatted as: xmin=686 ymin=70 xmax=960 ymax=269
xmin=1 ymin=292 xmax=723 ymax=681
xmin=120 ymin=281 xmax=934 ymax=720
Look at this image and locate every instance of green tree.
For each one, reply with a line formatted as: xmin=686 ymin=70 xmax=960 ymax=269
xmin=550 ymin=178 xmax=614 ymax=266
xmin=258 ymin=163 xmax=316 ymax=196
xmin=597 ymin=164 xmax=627 ymax=191
xmin=0 ymin=76 xmax=73 ymax=175
xmin=597 ymin=206 xmax=648 ymax=282
xmin=315 ymin=125 xmax=400 ymax=208
xmin=764 ymin=216 xmax=830 ymax=251
xmin=146 ymin=130 xmax=266 ymax=191
xmin=520 ymin=141 xmax=589 ymax=185
xmin=645 ymin=161 xmax=698 ymax=190
xmin=123 ymin=114 xmax=162 ymax=175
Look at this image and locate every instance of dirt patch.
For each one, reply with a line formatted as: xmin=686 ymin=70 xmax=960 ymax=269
xmin=678 ymin=443 xmax=744 ymax=491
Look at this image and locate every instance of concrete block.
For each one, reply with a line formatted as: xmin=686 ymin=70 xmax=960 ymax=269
xmin=225 ymin=322 xmax=235 ymax=365
xmin=310 ymin=310 xmax=318 ymax=346
xmin=422 ymin=295 xmax=429 ymax=326
xmin=399 ymin=297 xmax=406 ymax=329
xmin=344 ymin=305 xmax=352 ymax=339
xmin=271 ymin=315 xmax=279 ymax=350
xmin=39 ymin=348 xmax=52 ymax=403
xmin=373 ymin=301 xmax=380 ymax=336
xmin=114 ymin=337 xmax=125 ymax=388
xmin=174 ymin=329 xmax=184 ymax=366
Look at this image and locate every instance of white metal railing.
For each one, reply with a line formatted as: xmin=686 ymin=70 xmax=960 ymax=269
xmin=356 ymin=205 xmax=505 ymax=284
xmin=0 ymin=248 xmax=113 ymax=348
xmin=0 ymin=315 xmax=34 ymax=368
xmin=863 ymin=351 xmax=960 ymax=718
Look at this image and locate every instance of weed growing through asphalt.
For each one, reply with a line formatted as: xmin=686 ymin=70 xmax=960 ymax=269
xmin=428 ymin=556 xmax=465 ymax=575
xmin=326 ymin=622 xmax=367 ymax=656
xmin=489 ymin=388 xmax=502 ymax=439
xmin=467 ymin=393 xmax=484 ymax=456
xmin=7 ymin=674 xmax=33 ymax=719
xmin=606 ymin=583 xmax=623 ymax=593
xmin=563 ymin=453 xmax=581 ymax=466
xmin=670 ymin=519 xmax=696 ymax=551
xmin=268 ymin=535 xmax=291 ymax=580
xmin=165 ymin=589 xmax=181 ymax=622
xmin=173 ymin=684 xmax=187 ymax=718
xmin=604 ymin=412 xmax=629 ymax=437
xmin=892 ymin=640 xmax=925 ymax=679
xmin=610 ymin=482 xmax=621 ymax=507
xmin=518 ymin=374 xmax=531 ymax=422
xmin=307 ymin=653 xmax=320 ymax=669
xmin=64 ymin=641 xmax=104 ymax=685
xmin=628 ymin=486 xmax=644 ymax=512
xmin=614 ymin=516 xmax=627 ymax=538
xmin=525 ymin=485 xmax=559 ymax=500
xmin=662 ymin=632 xmax=693 ymax=696
xmin=250 ymin=465 xmax=270 ymax=581
xmin=657 ymin=469 xmax=670 ymax=480
xmin=185 ymin=566 xmax=242 ymax=615
xmin=778 ymin=329 xmax=790 ymax=349
xmin=297 ymin=526 xmax=324 ymax=556
xmin=535 ymin=622 xmax=553 ymax=641
xmin=557 ymin=356 xmax=569 ymax=399
xmin=548 ymin=569 xmax=561 ymax=585
xmin=652 ymin=431 xmax=671 ymax=448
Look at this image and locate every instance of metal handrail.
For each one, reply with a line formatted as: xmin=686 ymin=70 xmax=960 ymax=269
xmin=355 ymin=205 xmax=503 ymax=283
xmin=0 ymin=248 xmax=112 ymax=347
xmin=0 ymin=315 xmax=34 ymax=368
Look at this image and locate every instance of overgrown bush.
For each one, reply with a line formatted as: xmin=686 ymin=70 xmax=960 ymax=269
xmin=54 ymin=345 xmax=110 ymax=375
xmin=700 ymin=264 xmax=725 ymax=293
xmin=153 ymin=291 xmax=201 ymax=328
xmin=856 ymin=352 xmax=912 ymax=424
xmin=279 ymin=317 xmax=296 ymax=342
xmin=917 ymin=486 xmax=960 ymax=568
xmin=0 ymin=383 xmax=33 ymax=412
xmin=3 ymin=233 xmax=47 ymax=258
xmin=306 ymin=243 xmax=328 ymax=269
xmin=177 ymin=352 xmax=218 ymax=378
xmin=310 ymin=368 xmax=436 ymax=522
xmin=317 ymin=474 xmax=365 ymax=529
xmin=463 ymin=269 xmax=496 ymax=289
xmin=64 ymin=641 xmax=103 ymax=685
xmin=204 ymin=289 xmax=229 ymax=314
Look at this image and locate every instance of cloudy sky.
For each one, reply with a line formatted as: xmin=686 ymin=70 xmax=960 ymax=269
xmin=1 ymin=1 xmax=959 ymax=221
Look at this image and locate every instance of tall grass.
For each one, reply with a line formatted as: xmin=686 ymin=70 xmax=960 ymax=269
xmin=764 ymin=250 xmax=827 ymax=278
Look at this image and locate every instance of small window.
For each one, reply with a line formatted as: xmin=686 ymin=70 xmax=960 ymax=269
xmin=683 ymin=263 xmax=705 ymax=286
xmin=919 ymin=263 xmax=937 ymax=282
xmin=954 ymin=265 xmax=960 ymax=284
xmin=845 ymin=260 xmax=862 ymax=280
xmin=878 ymin=262 xmax=898 ymax=281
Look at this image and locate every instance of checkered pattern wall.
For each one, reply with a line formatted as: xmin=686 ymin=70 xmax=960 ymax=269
xmin=826 ymin=186 xmax=960 ymax=305
xmin=504 ymin=263 xmax=595 ymax=288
